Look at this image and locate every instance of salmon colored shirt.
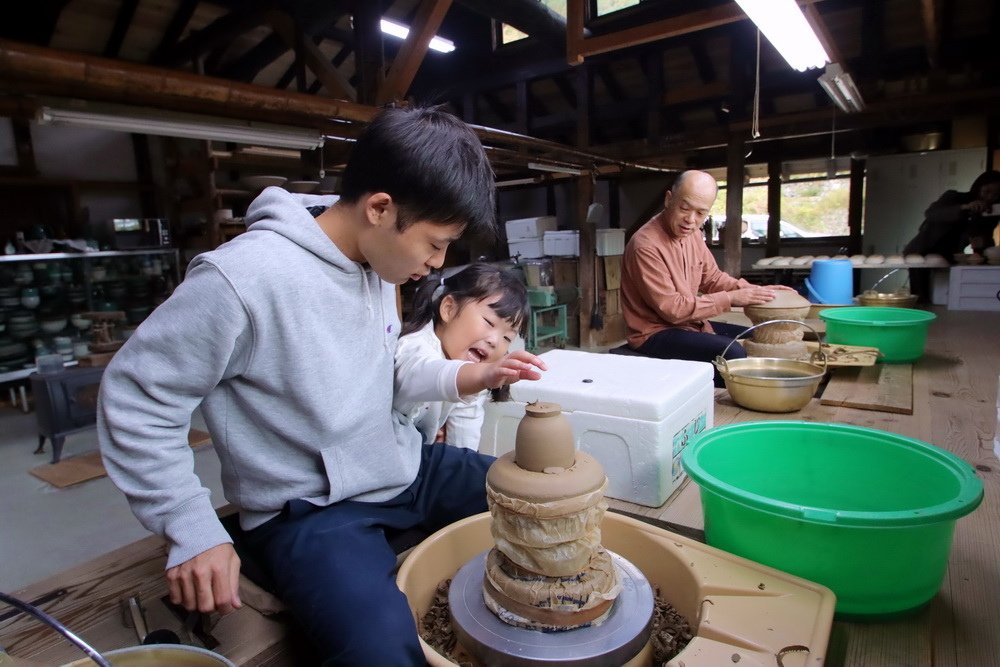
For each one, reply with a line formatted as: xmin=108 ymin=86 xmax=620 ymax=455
xmin=621 ymin=213 xmax=752 ymax=348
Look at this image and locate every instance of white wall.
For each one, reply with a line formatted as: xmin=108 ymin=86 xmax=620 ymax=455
xmin=862 ymin=147 xmax=986 ymax=290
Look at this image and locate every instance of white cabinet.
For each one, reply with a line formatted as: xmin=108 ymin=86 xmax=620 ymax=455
xmin=947 ymin=266 xmax=1000 ymax=311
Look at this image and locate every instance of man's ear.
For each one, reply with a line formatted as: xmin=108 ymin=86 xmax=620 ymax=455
xmin=663 ymin=190 xmax=673 ymax=209
xmin=439 ymin=294 xmax=459 ymax=323
xmin=364 ymin=192 xmax=394 ymax=227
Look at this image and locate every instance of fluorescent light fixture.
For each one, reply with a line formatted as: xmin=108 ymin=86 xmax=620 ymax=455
xmin=380 ymin=18 xmax=455 ymax=53
xmin=527 ymin=162 xmax=584 ymax=176
xmin=735 ymin=0 xmax=829 ymax=71
xmin=818 ymin=63 xmax=865 ymax=113
xmin=36 ymin=102 xmax=324 ymax=150
xmin=496 ymin=177 xmax=540 ymax=187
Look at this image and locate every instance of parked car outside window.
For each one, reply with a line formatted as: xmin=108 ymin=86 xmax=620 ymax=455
xmin=710 ymin=214 xmax=819 ymax=241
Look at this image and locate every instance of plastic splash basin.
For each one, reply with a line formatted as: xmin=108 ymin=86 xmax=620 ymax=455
xmin=819 ymin=307 xmax=936 ymax=363
xmin=681 ymin=421 xmax=983 ymax=618
xmin=397 ymin=511 xmax=835 ymax=666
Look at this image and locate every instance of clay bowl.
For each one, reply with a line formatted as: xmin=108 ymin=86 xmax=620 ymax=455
xmin=743 ymin=291 xmax=811 ymax=343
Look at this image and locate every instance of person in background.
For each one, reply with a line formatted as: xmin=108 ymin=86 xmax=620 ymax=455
xmin=903 ymin=170 xmax=1000 ymax=302
xmin=620 ymin=170 xmax=793 ymax=387
xmin=97 ymin=105 xmax=500 ymax=665
xmin=394 ymin=262 xmax=544 ymax=450
xmin=903 ymin=170 xmax=1000 ymax=258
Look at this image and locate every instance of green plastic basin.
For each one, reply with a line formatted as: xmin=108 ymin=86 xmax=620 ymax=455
xmin=819 ymin=307 xmax=936 ymax=363
xmin=681 ymin=421 xmax=983 ymax=617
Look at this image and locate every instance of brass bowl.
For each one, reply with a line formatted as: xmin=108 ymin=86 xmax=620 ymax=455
xmin=715 ymin=357 xmax=826 ymax=413
xmin=857 ymin=291 xmax=918 ymax=308
xmin=716 ymin=319 xmax=827 ymax=413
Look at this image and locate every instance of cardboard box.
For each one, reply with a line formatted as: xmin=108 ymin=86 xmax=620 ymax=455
xmin=505 ymin=215 xmax=557 ymax=241
xmin=553 ymin=258 xmax=579 ymax=287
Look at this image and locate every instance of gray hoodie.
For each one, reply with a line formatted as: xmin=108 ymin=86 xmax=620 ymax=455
xmin=97 ymin=186 xmax=422 ymax=568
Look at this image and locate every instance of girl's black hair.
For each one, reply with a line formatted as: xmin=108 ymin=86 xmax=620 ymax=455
xmin=402 ymin=263 xmax=530 ymax=337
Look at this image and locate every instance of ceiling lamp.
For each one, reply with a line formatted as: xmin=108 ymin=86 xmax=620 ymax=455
xmin=735 ymin=0 xmax=830 ymax=71
xmin=36 ymin=101 xmax=324 ymax=150
xmin=818 ymin=63 xmax=865 ymax=113
xmin=380 ymin=18 xmax=455 ymax=53
xmin=527 ymin=162 xmax=584 ymax=176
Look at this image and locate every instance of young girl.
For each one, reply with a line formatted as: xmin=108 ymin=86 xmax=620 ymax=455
xmin=394 ymin=262 xmax=546 ymax=450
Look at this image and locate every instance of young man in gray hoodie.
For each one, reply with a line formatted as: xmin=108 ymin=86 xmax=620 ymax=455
xmin=97 ymin=106 xmax=509 ymax=665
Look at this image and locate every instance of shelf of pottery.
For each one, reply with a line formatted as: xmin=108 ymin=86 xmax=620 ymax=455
xmin=0 ymin=249 xmax=180 ymax=375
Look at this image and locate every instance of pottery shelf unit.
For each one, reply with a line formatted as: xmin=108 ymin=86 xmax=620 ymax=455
xmin=0 ymin=249 xmax=180 ymax=385
xmin=173 ymin=141 xmax=330 ymax=251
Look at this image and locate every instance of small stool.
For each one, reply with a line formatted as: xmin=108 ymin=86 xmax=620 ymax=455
xmin=527 ymin=304 xmax=568 ymax=351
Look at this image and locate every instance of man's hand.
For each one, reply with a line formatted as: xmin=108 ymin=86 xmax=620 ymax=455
xmin=729 ymin=286 xmax=780 ymax=307
xmin=962 ymin=200 xmax=988 ymax=214
xmin=166 ymin=543 xmax=242 ymax=615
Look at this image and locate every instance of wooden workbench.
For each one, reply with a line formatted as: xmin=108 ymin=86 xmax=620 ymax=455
xmin=2 ymin=310 xmax=995 ymax=667
xmin=609 ymin=307 xmax=1000 ymax=667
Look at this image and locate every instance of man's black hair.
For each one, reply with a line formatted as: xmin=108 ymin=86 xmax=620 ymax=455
xmin=339 ymin=105 xmax=497 ymax=242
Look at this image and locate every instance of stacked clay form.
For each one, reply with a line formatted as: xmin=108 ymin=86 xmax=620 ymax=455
xmin=484 ymin=401 xmax=622 ymax=631
xmin=742 ymin=290 xmax=812 ymax=358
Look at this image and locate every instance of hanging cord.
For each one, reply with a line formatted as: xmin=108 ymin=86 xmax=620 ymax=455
xmin=751 ymin=29 xmax=762 ymax=140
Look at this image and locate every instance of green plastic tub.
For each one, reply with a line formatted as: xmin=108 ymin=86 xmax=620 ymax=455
xmin=681 ymin=421 xmax=983 ymax=617
xmin=819 ymin=307 xmax=936 ymax=363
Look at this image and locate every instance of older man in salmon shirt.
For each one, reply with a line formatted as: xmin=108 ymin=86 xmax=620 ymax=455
xmin=620 ymin=170 xmax=793 ymax=387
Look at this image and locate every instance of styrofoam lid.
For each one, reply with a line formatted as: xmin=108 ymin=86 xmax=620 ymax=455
xmin=510 ymin=349 xmax=713 ymax=421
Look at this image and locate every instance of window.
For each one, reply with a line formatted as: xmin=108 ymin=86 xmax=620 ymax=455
xmin=499 ymin=0 xmax=567 ymax=45
xmin=595 ymin=0 xmax=641 ymax=16
xmin=707 ymin=160 xmax=852 ymax=243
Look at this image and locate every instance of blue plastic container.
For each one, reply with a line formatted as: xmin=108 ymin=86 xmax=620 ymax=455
xmin=804 ymin=259 xmax=853 ymax=305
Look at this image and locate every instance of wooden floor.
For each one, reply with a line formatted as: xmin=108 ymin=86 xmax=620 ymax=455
xmin=608 ymin=307 xmax=1000 ymax=667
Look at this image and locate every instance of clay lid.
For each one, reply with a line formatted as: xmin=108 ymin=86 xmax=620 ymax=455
xmin=514 ymin=402 xmax=575 ymax=472
xmin=487 ymin=451 xmax=607 ymax=502
xmin=746 ymin=290 xmax=810 ymax=309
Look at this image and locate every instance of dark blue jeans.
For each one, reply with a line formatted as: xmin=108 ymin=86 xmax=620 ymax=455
xmin=244 ymin=443 xmax=494 ymax=666
xmin=636 ymin=321 xmax=749 ymax=387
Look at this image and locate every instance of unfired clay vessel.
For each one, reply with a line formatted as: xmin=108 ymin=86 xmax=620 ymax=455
xmin=742 ymin=291 xmax=811 ymax=345
xmin=484 ymin=402 xmax=621 ymax=630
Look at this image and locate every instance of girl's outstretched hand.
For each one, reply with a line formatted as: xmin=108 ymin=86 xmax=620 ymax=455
xmin=460 ymin=350 xmax=548 ymax=394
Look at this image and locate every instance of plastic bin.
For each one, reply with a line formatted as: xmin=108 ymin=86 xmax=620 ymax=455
xmin=543 ymin=230 xmax=580 ymax=257
xmin=505 ymin=216 xmax=557 ymax=241
xmin=682 ymin=421 xmax=983 ymax=617
xmin=819 ymin=307 xmax=936 ymax=363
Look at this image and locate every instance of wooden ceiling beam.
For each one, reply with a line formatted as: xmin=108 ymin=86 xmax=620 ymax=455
xmin=266 ymin=10 xmax=355 ymax=101
xmin=920 ymin=0 xmax=941 ymax=67
xmin=455 ymin=0 xmax=572 ymax=52
xmin=151 ymin=0 xmax=197 ymax=64
xmin=376 ymin=0 xmax=453 ymax=105
xmin=154 ymin=3 xmax=271 ymax=67
xmin=567 ymin=0 xmax=744 ymax=65
xmin=104 ymin=0 xmax=139 ymax=59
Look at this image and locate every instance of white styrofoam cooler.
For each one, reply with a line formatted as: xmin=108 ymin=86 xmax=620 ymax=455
xmin=543 ymin=230 xmax=580 ymax=257
xmin=505 ymin=216 xmax=558 ymax=241
xmin=480 ymin=350 xmax=714 ymax=507
xmin=508 ymin=238 xmax=545 ymax=259
xmin=596 ymin=228 xmax=625 ymax=256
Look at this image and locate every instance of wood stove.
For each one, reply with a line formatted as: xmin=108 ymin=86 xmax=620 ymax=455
xmin=31 ymin=366 xmax=105 ymax=463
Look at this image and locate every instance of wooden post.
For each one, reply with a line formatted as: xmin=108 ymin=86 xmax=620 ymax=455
xmin=723 ymin=133 xmax=744 ymax=277
xmin=577 ymin=173 xmax=597 ymax=348
xmin=766 ymin=158 xmax=782 ymax=258
xmin=848 ymin=157 xmax=866 ymax=255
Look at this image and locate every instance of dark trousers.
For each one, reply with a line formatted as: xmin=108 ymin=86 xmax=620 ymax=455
xmin=636 ymin=321 xmax=749 ymax=388
xmin=243 ymin=444 xmax=494 ymax=666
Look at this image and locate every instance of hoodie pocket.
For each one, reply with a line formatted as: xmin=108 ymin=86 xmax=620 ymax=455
xmin=320 ymin=419 xmax=417 ymax=502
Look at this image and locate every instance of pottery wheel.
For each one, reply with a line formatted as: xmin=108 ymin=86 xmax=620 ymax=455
xmin=449 ymin=549 xmax=654 ymax=666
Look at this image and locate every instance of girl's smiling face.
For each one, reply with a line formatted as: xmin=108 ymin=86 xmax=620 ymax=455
xmin=436 ymin=293 xmax=518 ymax=363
